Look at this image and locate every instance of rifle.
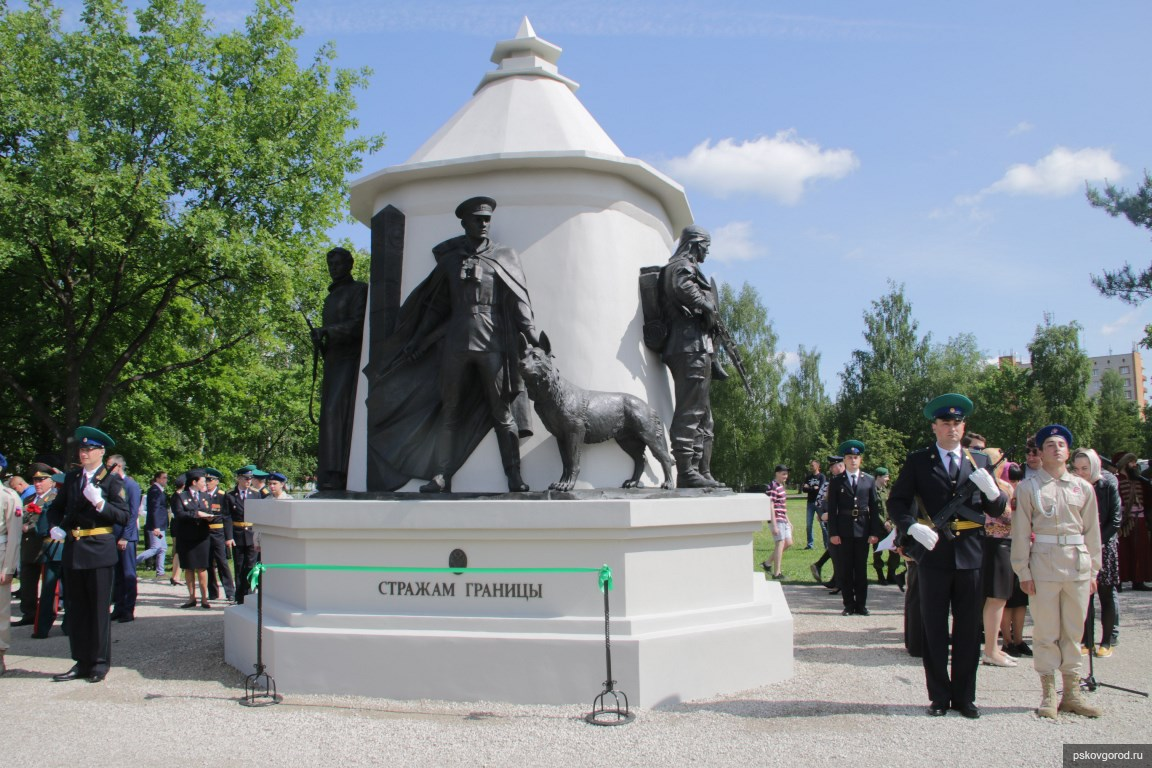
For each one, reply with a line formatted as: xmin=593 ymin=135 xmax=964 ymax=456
xmin=901 ymin=449 xmax=1009 ymax=563
xmin=708 ymin=278 xmax=753 ymax=397
xmin=299 ymin=309 xmax=321 ymax=426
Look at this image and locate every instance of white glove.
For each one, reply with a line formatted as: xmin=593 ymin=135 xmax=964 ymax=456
xmin=970 ymin=468 xmax=1001 ymax=501
xmin=909 ymin=522 xmax=938 ymax=551
xmin=49 ymin=526 xmax=66 ymax=541
xmin=82 ymin=483 xmax=104 ymax=506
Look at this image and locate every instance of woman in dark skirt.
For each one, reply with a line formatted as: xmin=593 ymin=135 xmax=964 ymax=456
xmin=1073 ymin=448 xmax=1122 ymax=656
xmin=980 ymin=448 xmax=1017 ymax=667
xmin=174 ymin=469 xmax=213 ymax=608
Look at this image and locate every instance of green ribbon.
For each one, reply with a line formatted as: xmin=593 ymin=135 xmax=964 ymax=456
xmin=247 ymin=562 xmax=614 ymax=593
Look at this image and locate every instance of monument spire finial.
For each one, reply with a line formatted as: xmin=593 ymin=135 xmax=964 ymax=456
xmin=477 ymin=19 xmax=578 ymax=93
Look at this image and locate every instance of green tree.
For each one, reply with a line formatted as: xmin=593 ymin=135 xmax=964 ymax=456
xmin=710 ymin=281 xmax=784 ymax=489
xmin=1027 ymin=319 xmax=1095 ymax=444
xmin=0 ymin=0 xmax=383 ymax=460
xmin=837 ymin=281 xmax=931 ymax=452
xmin=1088 ymin=171 xmax=1152 ymax=300
xmin=777 ymin=345 xmax=834 ymax=476
xmin=973 ymin=357 xmax=1043 ymax=453
xmin=1093 ymin=368 xmax=1142 ymax=458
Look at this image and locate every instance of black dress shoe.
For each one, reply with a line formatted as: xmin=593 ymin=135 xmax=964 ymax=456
xmin=828 ymin=588 xmax=841 ymax=595
xmin=52 ymin=667 xmax=85 ymax=682
xmin=953 ymin=704 xmax=980 ymax=719
xmin=841 ymin=608 xmax=853 ymax=616
xmin=927 ymin=705 xmax=948 ymax=717
xmin=31 ymin=632 xmax=49 ymax=639
xmin=117 ymin=615 xmax=134 ymax=623
xmin=109 ymin=612 xmax=123 ymax=622
xmin=855 ymin=607 xmax=871 ymax=616
xmin=12 ymin=616 xmax=35 ymax=627
xmin=1016 ymin=643 xmax=1033 ymax=657
xmin=87 ymin=672 xmax=107 ymax=683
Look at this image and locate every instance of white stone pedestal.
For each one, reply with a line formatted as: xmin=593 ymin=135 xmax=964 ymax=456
xmin=223 ymin=493 xmax=792 ymax=708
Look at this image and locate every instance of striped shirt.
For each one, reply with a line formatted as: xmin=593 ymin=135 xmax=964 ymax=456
xmin=766 ymin=481 xmax=788 ymax=523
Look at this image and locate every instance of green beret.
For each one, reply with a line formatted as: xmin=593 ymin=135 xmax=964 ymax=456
xmin=924 ymin=393 xmax=973 ymax=420
xmin=251 ymin=469 xmax=270 ymax=478
xmin=874 ymin=467 xmax=889 ymax=477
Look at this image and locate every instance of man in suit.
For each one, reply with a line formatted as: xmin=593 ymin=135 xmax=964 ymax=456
xmin=135 ymin=471 xmax=169 ymax=577
xmin=107 ymin=454 xmax=140 ymax=623
xmin=203 ymin=468 xmax=235 ymax=603
xmin=46 ymin=427 xmax=131 ymax=682
xmin=825 ymin=440 xmax=884 ymax=615
xmin=888 ymin=393 xmax=1007 ymax=719
xmin=224 ymin=466 xmax=257 ymax=605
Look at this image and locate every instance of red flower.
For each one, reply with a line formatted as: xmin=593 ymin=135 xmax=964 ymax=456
xmin=25 ymin=502 xmax=41 ymax=515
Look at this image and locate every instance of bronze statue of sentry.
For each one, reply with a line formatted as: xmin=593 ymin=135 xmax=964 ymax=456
xmin=364 ymin=197 xmax=540 ymax=493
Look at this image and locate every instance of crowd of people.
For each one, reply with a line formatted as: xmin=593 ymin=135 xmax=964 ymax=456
xmin=766 ymin=391 xmax=1138 ymax=721
xmin=0 ymin=426 xmax=292 ymax=679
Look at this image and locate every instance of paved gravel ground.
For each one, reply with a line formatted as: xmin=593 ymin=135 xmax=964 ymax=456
xmin=4 ymin=577 xmax=1149 ymax=767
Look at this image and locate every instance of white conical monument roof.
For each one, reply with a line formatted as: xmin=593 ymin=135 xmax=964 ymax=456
xmin=350 ymin=20 xmax=691 ymax=229
xmin=407 ymin=17 xmax=622 ymax=162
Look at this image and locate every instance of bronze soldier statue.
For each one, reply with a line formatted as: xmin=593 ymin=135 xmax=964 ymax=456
xmin=312 ymin=247 xmax=368 ymax=491
xmin=659 ymin=225 xmax=723 ymax=488
xmin=400 ymin=197 xmax=539 ymax=493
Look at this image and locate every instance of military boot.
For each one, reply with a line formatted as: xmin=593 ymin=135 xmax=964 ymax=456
xmin=1037 ymin=674 xmax=1058 ymax=719
xmin=505 ymin=465 xmax=529 ymax=493
xmin=420 ymin=475 xmax=451 ymax=493
xmin=1059 ymin=673 xmax=1101 ymax=717
xmin=675 ymin=454 xmax=719 ymax=488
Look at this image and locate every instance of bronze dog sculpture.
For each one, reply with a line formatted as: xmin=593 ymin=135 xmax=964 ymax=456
xmin=518 ymin=333 xmax=674 ymax=491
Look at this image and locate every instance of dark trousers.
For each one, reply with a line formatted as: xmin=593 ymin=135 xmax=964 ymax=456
xmin=833 ymin=535 xmax=871 ymax=611
xmin=664 ymin=352 xmax=711 ymax=465
xmin=34 ymin=561 xmax=64 ymax=635
xmin=206 ymin=532 xmax=234 ymax=600
xmin=1083 ymin=585 xmax=1118 ymax=647
xmin=111 ymin=544 xmax=138 ymax=618
xmin=232 ymin=543 xmax=258 ymax=604
xmin=872 ymin=548 xmax=900 ymax=582
xmin=918 ymin=565 xmax=981 ymax=708
xmin=904 ymin=562 xmax=923 ymax=657
xmin=19 ymin=559 xmax=39 ymax=617
xmin=63 ymin=565 xmax=114 ymax=675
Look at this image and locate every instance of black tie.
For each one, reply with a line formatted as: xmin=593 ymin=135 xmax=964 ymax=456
xmin=948 ymin=453 xmax=960 ymax=484
xmin=850 ymin=474 xmax=857 ymax=494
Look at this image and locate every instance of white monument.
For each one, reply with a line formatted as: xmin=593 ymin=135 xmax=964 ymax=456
xmin=224 ymin=20 xmax=793 ymax=709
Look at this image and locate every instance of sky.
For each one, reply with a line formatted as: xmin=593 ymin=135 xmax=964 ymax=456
xmin=43 ymin=1 xmax=1152 ymax=397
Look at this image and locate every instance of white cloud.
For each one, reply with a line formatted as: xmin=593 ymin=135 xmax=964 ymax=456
xmin=967 ymin=147 xmax=1126 ymax=203
xmin=710 ymin=221 xmax=766 ymax=265
xmin=780 ymin=350 xmax=801 ymax=370
xmin=1008 ymin=121 xmax=1034 ymax=136
xmin=664 ymin=131 xmax=860 ymax=204
xmin=1102 ymin=309 xmax=1142 ymax=336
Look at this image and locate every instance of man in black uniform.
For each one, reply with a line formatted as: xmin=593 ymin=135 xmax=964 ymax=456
xmin=225 ymin=466 xmax=258 ymax=605
xmin=888 ymin=393 xmax=1006 ymax=718
xmin=203 ymin=468 xmax=234 ymax=603
xmin=46 ymin=427 xmax=130 ymax=683
xmin=825 ymin=440 xmax=884 ymax=615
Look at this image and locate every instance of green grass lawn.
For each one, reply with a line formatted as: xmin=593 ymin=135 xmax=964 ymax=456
xmin=752 ymin=495 xmax=832 ymax=583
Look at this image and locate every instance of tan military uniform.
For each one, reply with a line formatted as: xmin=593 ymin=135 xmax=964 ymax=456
xmin=0 ymin=486 xmax=23 ymax=655
xmin=1011 ymin=467 xmax=1101 ymax=675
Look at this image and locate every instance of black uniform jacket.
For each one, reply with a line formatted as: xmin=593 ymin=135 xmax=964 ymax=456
xmin=888 ymin=445 xmax=1007 ymax=570
xmin=825 ymin=472 xmax=885 ymax=540
xmin=47 ymin=466 xmax=130 ymax=569
xmin=222 ymin=487 xmax=254 ymax=546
